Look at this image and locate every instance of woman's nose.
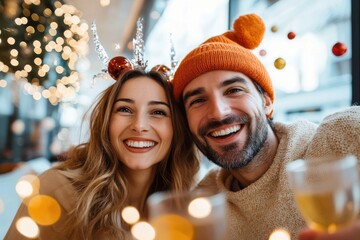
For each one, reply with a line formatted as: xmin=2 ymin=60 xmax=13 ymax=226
xmin=131 ymin=114 xmax=149 ymax=132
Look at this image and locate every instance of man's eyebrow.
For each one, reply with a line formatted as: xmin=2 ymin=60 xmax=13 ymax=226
xmin=221 ymin=76 xmax=248 ymax=87
xmin=183 ymin=87 xmax=205 ymax=105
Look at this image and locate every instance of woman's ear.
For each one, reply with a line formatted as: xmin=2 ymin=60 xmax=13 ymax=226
xmin=263 ymin=92 xmax=274 ymax=118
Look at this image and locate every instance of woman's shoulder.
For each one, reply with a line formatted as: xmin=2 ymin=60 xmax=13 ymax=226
xmin=37 ymin=168 xmax=77 ymax=211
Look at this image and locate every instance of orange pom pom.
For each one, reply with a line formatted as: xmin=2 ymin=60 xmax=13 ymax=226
xmin=233 ymin=14 xmax=265 ymax=49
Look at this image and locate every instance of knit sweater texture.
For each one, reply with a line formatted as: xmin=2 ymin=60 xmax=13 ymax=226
xmin=198 ymin=106 xmax=360 ymax=240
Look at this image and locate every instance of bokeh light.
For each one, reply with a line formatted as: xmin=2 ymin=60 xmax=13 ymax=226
xmin=188 ymin=197 xmax=212 ymax=218
xmin=16 ymin=217 xmax=39 ymax=239
xmin=28 ymin=195 xmax=61 ymax=226
xmin=15 ymin=174 xmax=40 ymax=200
xmin=121 ymin=206 xmax=140 ymax=225
xmin=131 ymin=221 xmax=155 ymax=240
xmin=269 ymin=228 xmax=291 ymax=240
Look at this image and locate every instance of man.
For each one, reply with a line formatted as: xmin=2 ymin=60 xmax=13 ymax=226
xmin=172 ymin=13 xmax=360 ymax=240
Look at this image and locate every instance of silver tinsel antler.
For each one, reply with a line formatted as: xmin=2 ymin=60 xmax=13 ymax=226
xmin=169 ymin=33 xmax=178 ymax=77
xmin=91 ymin=21 xmax=110 ymax=84
xmin=132 ymin=17 xmax=147 ymax=70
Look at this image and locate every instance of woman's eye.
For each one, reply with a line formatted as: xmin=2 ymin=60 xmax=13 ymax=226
xmin=152 ymin=110 xmax=167 ymax=116
xmin=117 ymin=107 xmax=131 ymax=113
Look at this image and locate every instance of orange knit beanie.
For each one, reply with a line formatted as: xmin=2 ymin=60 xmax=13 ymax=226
xmin=173 ymin=13 xmax=274 ymax=110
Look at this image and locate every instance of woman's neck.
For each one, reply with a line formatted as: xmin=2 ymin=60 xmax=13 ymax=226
xmin=125 ymin=168 xmax=156 ymax=214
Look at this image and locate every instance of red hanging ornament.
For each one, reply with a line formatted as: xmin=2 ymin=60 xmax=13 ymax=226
xmin=151 ymin=64 xmax=171 ymax=76
xmin=287 ymin=31 xmax=296 ymax=40
xmin=107 ymin=56 xmax=133 ymax=80
xmin=332 ymin=42 xmax=347 ymax=57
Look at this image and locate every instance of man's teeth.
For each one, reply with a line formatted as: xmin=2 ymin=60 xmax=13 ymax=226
xmin=125 ymin=140 xmax=155 ymax=148
xmin=210 ymin=125 xmax=240 ymax=137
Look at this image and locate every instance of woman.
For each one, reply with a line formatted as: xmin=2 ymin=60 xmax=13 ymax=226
xmin=5 ymin=69 xmax=200 ymax=239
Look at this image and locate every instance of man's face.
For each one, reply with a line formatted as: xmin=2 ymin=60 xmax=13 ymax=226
xmin=182 ymin=70 xmax=273 ymax=169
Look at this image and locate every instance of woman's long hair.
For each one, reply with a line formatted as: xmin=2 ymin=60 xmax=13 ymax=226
xmin=56 ymin=69 xmax=199 ymax=239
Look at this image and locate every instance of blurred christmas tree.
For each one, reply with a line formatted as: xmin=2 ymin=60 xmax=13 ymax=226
xmin=0 ymin=0 xmax=89 ymax=105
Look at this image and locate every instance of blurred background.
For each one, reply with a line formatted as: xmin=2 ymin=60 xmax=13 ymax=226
xmin=0 ymin=0 xmax=359 ymax=237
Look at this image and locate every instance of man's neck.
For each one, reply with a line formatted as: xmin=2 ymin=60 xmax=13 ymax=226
xmin=230 ymin=126 xmax=279 ymax=190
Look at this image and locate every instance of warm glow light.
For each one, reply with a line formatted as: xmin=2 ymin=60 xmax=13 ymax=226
xmin=188 ymin=197 xmax=212 ymax=218
xmin=33 ymin=40 xmax=41 ymax=48
xmin=100 ymin=0 xmax=111 ymax=7
xmin=131 ymin=221 xmax=155 ymax=240
xmin=15 ymin=18 xmax=22 ymax=25
xmin=15 ymin=175 xmax=40 ymax=200
xmin=26 ymin=26 xmax=35 ymax=34
xmin=34 ymin=58 xmax=42 ymax=65
xmin=43 ymin=8 xmax=52 ymax=17
xmin=42 ymin=89 xmax=51 ymax=98
xmin=7 ymin=37 xmax=15 ymax=45
xmin=28 ymin=195 xmax=61 ymax=226
xmin=0 ymin=79 xmax=7 ymax=88
xmin=33 ymin=92 xmax=42 ymax=100
xmin=121 ymin=206 xmax=140 ymax=225
xmin=10 ymin=49 xmax=19 ymax=57
xmin=54 ymin=8 xmax=64 ymax=17
xmin=21 ymin=17 xmax=28 ymax=24
xmin=10 ymin=59 xmax=19 ymax=66
xmin=34 ymin=47 xmax=42 ymax=55
xmin=31 ymin=13 xmax=39 ymax=21
xmin=269 ymin=228 xmax=291 ymax=240
xmin=16 ymin=217 xmax=39 ymax=239
xmin=24 ymin=64 xmax=32 ymax=72
xmin=55 ymin=66 xmax=64 ymax=74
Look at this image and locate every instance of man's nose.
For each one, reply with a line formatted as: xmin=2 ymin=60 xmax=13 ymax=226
xmin=208 ymin=95 xmax=231 ymax=120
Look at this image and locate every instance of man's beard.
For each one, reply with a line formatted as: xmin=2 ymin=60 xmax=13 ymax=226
xmin=193 ymin=113 xmax=268 ymax=170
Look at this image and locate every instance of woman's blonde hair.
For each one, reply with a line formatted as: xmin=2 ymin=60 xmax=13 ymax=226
xmin=56 ymin=70 xmax=199 ymax=239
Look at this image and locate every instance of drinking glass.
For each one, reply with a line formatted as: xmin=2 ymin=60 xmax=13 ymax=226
xmin=147 ymin=189 xmax=225 ymax=240
xmin=286 ymin=155 xmax=360 ymax=233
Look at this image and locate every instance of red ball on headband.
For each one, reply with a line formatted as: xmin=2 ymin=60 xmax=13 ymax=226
xmin=108 ymin=56 xmax=133 ymax=80
xmin=151 ymin=64 xmax=171 ymax=75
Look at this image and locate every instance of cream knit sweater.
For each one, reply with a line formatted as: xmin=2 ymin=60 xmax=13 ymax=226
xmin=198 ymin=106 xmax=360 ymax=240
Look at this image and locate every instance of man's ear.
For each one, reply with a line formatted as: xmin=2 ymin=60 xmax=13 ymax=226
xmin=263 ymin=92 xmax=274 ymax=118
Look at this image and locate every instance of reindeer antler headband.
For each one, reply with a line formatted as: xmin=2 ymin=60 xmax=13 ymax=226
xmin=91 ymin=18 xmax=177 ymax=82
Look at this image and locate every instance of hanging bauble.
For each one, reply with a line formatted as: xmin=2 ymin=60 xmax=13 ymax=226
xmin=107 ymin=56 xmax=133 ymax=80
xmin=274 ymin=57 xmax=286 ymax=70
xmin=151 ymin=65 xmax=171 ymax=76
xmin=332 ymin=42 xmax=347 ymax=56
xmin=271 ymin=25 xmax=278 ymax=33
xmin=259 ymin=49 xmax=267 ymax=56
xmin=287 ymin=31 xmax=296 ymax=40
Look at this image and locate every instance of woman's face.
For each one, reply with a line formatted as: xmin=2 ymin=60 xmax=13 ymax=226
xmin=109 ymin=76 xmax=173 ymax=171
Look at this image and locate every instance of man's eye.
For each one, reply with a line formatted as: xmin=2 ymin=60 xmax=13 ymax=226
xmin=226 ymin=88 xmax=243 ymax=95
xmin=189 ymin=98 xmax=205 ymax=107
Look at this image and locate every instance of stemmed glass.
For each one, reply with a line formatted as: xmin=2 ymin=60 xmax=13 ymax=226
xmin=286 ymin=155 xmax=360 ymax=233
xmin=147 ymin=189 xmax=225 ymax=240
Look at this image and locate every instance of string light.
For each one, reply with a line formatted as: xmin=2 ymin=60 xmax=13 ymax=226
xmin=0 ymin=0 xmax=89 ymax=105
